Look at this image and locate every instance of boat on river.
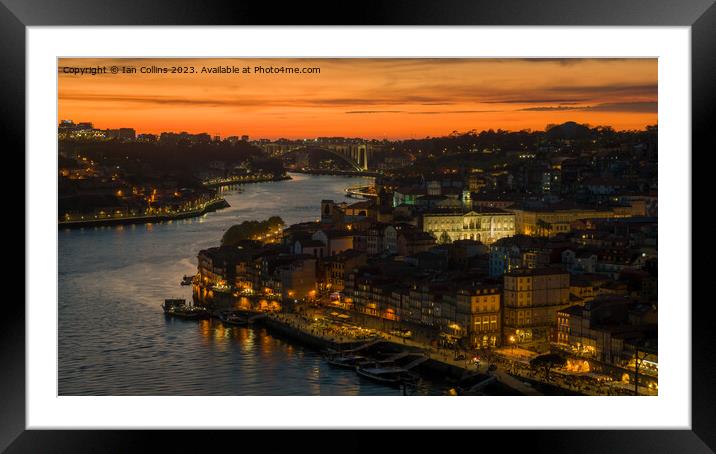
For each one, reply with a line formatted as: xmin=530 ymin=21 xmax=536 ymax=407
xmin=162 ymin=299 xmax=209 ymax=320
xmin=218 ymin=311 xmax=249 ymax=326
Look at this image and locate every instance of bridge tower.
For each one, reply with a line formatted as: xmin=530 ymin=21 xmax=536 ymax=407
xmin=357 ymin=144 xmax=368 ymax=171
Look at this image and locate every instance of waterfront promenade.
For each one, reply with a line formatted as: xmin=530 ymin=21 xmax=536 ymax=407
xmin=259 ymin=310 xmax=540 ymax=395
xmin=377 ymin=330 xmax=543 ymax=396
xmin=201 ymin=174 xmax=292 ymax=187
xmin=267 ymin=312 xmax=380 ymax=346
xmin=58 ymin=197 xmax=229 ymax=228
xmin=262 ymin=304 xmax=649 ymax=396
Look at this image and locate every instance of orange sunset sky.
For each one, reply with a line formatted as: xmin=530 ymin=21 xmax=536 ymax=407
xmin=58 ymin=58 xmax=657 ymax=140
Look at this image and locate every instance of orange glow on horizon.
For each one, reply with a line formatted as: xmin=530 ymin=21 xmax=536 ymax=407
xmin=58 ymin=58 xmax=657 ymax=139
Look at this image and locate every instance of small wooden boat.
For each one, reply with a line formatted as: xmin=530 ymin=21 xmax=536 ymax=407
xmin=218 ymin=311 xmax=249 ymax=326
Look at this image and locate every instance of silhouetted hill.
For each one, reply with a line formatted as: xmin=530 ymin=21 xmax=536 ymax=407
xmin=545 ymin=121 xmax=591 ymax=140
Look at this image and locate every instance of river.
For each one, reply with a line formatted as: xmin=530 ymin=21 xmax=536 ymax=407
xmin=58 ymin=173 xmax=445 ymax=396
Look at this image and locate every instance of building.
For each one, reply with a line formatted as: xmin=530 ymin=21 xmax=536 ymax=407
xmin=503 ymin=268 xmax=570 ymax=346
xmin=322 ymin=250 xmax=367 ymax=292
xmin=488 ymin=235 xmax=552 ymax=277
xmin=467 ymin=174 xmax=488 ymax=192
xmin=555 ymin=296 xmax=657 ymax=372
xmin=416 ymin=195 xmax=461 ymax=210
xmin=197 ymin=246 xmax=245 ymax=286
xmin=311 ymin=229 xmax=354 ymax=256
xmin=366 ymin=224 xmax=384 ymax=255
xmin=106 ymin=127 xmax=136 ymax=141
xmin=320 ymin=199 xmax=347 ymax=225
xmin=508 ymin=203 xmax=625 ymax=237
xmin=344 ymin=200 xmax=376 ymax=221
xmin=454 ymin=284 xmax=502 ymax=348
xmin=396 ymin=228 xmax=436 ymax=256
xmin=293 ymin=239 xmax=326 ymax=258
xmin=392 ymin=187 xmax=424 ymax=207
xmin=569 ymin=274 xmax=609 ymax=303
xmin=421 ymin=209 xmax=515 ymax=245
xmin=277 ymin=255 xmax=317 ymax=300
xmin=562 ymin=248 xmax=599 ymax=274
xmin=426 ymin=180 xmax=442 ymax=195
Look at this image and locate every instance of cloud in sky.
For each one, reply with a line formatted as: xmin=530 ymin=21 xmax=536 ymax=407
xmin=519 ymin=101 xmax=657 ymax=113
xmin=345 ymin=110 xmax=500 ymax=115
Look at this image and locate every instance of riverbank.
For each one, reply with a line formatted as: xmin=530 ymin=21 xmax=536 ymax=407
xmin=261 ymin=312 xmax=369 ymax=351
xmin=252 ymin=311 xmax=528 ymax=394
xmin=345 ymin=185 xmax=377 ymax=199
xmin=59 ymin=173 xmax=383 ymax=396
xmin=58 ymin=197 xmax=230 ymax=229
xmin=201 ymin=174 xmax=292 ymax=187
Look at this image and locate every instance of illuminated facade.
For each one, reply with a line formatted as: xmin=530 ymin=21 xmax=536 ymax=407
xmin=508 ymin=206 xmax=627 ymax=237
xmin=421 ymin=210 xmax=515 ymax=245
xmin=503 ymin=268 xmax=570 ymax=345
xmin=454 ymin=286 xmax=501 ymax=348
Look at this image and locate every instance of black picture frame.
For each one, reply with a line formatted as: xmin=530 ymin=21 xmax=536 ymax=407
xmin=4 ymin=0 xmax=713 ymax=452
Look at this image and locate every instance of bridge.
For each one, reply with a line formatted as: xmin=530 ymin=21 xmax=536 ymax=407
xmin=264 ymin=143 xmax=370 ymax=171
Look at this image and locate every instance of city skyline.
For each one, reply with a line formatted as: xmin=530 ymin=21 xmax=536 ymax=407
xmin=58 ymin=58 xmax=659 ymax=397
xmin=58 ymin=58 xmax=657 ymax=140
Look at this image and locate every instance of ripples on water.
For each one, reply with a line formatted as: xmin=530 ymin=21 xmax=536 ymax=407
xmin=59 ymin=174 xmax=441 ymax=396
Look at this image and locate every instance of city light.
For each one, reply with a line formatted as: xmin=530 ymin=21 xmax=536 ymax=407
xmin=58 ymin=57 xmax=658 ymax=398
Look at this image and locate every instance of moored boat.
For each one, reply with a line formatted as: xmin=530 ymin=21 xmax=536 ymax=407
xmin=323 ymin=353 xmax=368 ymax=369
xmin=355 ymin=365 xmax=420 ymax=387
xmin=162 ymin=299 xmax=209 ymax=320
xmin=218 ymin=311 xmax=249 ymax=326
xmin=163 ymin=298 xmax=187 ymax=312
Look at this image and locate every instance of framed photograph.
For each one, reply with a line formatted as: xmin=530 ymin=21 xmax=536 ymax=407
xmin=7 ymin=0 xmax=713 ymax=451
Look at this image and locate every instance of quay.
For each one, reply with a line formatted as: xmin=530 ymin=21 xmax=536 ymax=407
xmin=344 ymin=185 xmax=378 ymax=199
xmin=59 ymin=198 xmax=230 ymax=228
xmin=179 ymin=291 xmax=549 ymax=395
xmin=261 ymin=312 xmax=371 ymax=351
xmin=253 ymin=311 xmax=533 ymax=395
xmin=165 ymin=299 xmax=535 ymax=395
xmin=201 ymin=174 xmax=292 ymax=187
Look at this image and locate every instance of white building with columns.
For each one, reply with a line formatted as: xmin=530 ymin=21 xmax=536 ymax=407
xmin=421 ymin=209 xmax=515 ymax=245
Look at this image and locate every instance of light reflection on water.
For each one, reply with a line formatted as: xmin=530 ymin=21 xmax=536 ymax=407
xmin=59 ymin=174 xmax=439 ymax=396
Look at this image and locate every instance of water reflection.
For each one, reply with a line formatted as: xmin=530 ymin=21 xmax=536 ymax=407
xmin=59 ymin=174 xmax=442 ymax=396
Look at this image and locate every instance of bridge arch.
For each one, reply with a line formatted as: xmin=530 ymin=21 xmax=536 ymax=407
xmin=281 ymin=146 xmax=367 ymax=171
